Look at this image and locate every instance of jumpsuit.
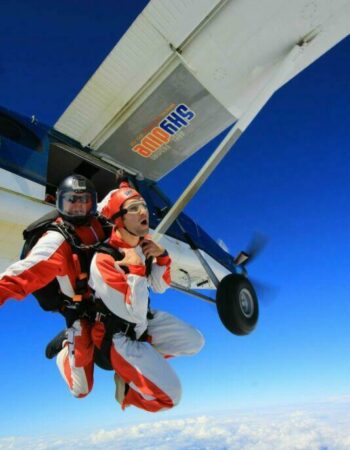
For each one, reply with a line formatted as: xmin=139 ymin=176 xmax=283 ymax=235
xmin=0 ymin=217 xmax=105 ymax=398
xmin=87 ymin=232 xmax=205 ymax=412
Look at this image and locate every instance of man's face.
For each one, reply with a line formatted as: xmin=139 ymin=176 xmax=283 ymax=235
xmin=122 ymin=197 xmax=149 ymax=237
xmin=62 ymin=192 xmax=93 ymax=217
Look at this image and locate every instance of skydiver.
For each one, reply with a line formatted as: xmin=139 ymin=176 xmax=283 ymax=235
xmin=0 ymin=174 xmax=107 ymax=393
xmin=56 ymin=179 xmax=204 ymax=410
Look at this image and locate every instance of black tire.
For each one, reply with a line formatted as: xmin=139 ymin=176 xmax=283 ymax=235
xmin=216 ymin=274 xmax=259 ymax=336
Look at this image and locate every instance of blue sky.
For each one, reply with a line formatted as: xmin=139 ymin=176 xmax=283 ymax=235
xmin=0 ymin=1 xmax=350 ymax=448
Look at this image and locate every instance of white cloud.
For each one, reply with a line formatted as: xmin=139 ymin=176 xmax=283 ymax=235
xmin=1 ymin=399 xmax=350 ymax=450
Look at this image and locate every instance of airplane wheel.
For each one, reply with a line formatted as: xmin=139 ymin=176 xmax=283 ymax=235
xmin=216 ymin=274 xmax=258 ymax=335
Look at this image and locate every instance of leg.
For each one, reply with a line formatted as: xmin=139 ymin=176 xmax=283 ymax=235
xmin=147 ymin=310 xmax=205 ymax=358
xmin=110 ymin=332 xmax=181 ymax=412
xmin=56 ymin=319 xmax=94 ymax=398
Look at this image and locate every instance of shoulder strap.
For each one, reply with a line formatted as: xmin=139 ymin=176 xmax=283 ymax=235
xmin=96 ymin=243 xmax=125 ymax=261
xmin=96 ymin=214 xmax=113 ymax=239
xmin=97 ymin=242 xmax=153 ymax=277
xmin=49 ymin=221 xmax=83 ymax=248
xmin=52 ymin=221 xmax=93 ymax=300
xmin=145 ymin=257 xmax=153 ymax=277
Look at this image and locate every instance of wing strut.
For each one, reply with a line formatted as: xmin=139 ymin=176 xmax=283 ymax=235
xmin=152 ymin=41 xmax=310 ymax=242
xmin=171 ymin=281 xmax=216 ymax=304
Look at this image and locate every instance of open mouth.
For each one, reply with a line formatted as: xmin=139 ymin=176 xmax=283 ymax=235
xmin=140 ymin=219 xmax=148 ymax=226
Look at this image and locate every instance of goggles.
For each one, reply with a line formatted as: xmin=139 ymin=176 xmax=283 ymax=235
xmin=62 ymin=193 xmax=92 ymax=204
xmin=125 ymin=201 xmax=148 ymax=214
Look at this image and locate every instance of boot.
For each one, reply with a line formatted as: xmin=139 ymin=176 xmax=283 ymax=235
xmin=45 ymin=329 xmax=67 ymax=359
xmin=114 ymin=372 xmax=128 ymax=406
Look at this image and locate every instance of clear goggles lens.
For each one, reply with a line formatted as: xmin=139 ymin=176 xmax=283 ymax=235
xmin=62 ymin=193 xmax=92 ymax=204
xmin=125 ymin=201 xmax=148 ymax=214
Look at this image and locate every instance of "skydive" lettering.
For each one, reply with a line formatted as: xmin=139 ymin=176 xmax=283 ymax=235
xmin=131 ymin=104 xmax=196 ymax=158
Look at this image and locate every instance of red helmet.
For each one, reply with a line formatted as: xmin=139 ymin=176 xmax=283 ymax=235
xmin=102 ymin=182 xmax=143 ymax=228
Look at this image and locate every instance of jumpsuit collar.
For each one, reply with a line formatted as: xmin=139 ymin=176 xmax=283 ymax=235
xmin=109 ymin=231 xmax=153 ymax=249
xmin=109 ymin=230 xmax=139 ymax=249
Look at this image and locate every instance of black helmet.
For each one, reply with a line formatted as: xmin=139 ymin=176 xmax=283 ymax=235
xmin=56 ymin=174 xmax=97 ymax=224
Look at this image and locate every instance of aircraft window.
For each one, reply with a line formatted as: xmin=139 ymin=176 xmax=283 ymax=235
xmin=0 ymin=113 xmax=42 ymax=151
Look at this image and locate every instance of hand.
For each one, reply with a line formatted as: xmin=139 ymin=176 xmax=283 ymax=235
xmin=141 ymin=239 xmax=165 ymax=258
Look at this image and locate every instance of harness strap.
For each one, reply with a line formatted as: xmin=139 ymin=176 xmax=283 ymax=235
xmin=98 ymin=314 xmax=137 ymax=341
xmin=48 ymin=221 xmax=92 ymax=301
xmin=94 ymin=298 xmax=149 ymax=371
xmin=97 ymin=308 xmax=137 ymax=368
xmin=98 ymin=314 xmax=149 ymax=366
xmin=96 ymin=243 xmax=125 ymax=261
xmin=145 ymin=256 xmax=153 ymax=277
xmin=59 ymin=294 xmax=96 ymax=327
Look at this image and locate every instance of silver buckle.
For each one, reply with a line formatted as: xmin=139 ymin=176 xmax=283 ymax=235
xmin=96 ymin=312 xmax=106 ymax=322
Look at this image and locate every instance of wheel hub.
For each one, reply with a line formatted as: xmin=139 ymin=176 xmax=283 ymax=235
xmin=239 ymin=288 xmax=254 ymax=318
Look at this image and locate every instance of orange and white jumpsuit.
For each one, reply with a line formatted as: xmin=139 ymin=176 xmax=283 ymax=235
xmin=88 ymin=232 xmax=204 ymax=412
xmin=0 ymin=218 xmax=105 ymax=398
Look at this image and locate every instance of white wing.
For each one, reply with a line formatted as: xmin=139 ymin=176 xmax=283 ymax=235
xmin=55 ymin=0 xmax=350 ymax=180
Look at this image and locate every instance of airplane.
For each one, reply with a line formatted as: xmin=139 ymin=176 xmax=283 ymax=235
xmin=0 ymin=0 xmax=349 ymax=337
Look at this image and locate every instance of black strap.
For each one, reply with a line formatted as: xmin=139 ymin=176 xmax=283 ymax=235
xmin=50 ymin=222 xmax=92 ymax=297
xmin=96 ymin=243 xmax=125 ymax=261
xmin=94 ymin=297 xmax=149 ymax=370
xmin=59 ymin=294 xmax=96 ymax=327
xmin=145 ymin=257 xmax=153 ymax=277
xmin=98 ymin=311 xmax=137 ymax=365
xmin=97 ymin=214 xmax=113 ymax=236
xmin=110 ymin=208 xmax=127 ymax=223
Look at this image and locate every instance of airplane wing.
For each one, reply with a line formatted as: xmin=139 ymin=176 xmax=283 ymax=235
xmin=55 ymin=0 xmax=350 ymax=181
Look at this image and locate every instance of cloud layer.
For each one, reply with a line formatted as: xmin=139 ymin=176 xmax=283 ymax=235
xmin=1 ymin=400 xmax=350 ymax=450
